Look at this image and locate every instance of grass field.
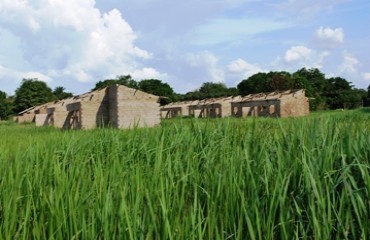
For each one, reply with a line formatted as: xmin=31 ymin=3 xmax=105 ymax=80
xmin=0 ymin=109 xmax=369 ymax=239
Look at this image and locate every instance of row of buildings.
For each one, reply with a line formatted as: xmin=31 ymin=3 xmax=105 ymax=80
xmin=17 ymin=86 xmax=309 ymax=130
xmin=160 ymin=89 xmax=309 ymax=119
xmin=17 ymin=85 xmax=160 ymax=129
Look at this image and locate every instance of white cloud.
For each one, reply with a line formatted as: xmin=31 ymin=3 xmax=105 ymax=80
xmin=315 ymin=26 xmax=344 ymax=48
xmin=186 ymin=51 xmax=225 ymax=83
xmin=0 ymin=0 xmax=163 ymax=88
xmin=285 ymin=46 xmax=313 ymax=62
xmin=363 ymin=73 xmax=370 ymax=81
xmin=190 ymin=17 xmax=292 ymax=45
xmin=227 ymin=58 xmax=264 ymax=78
xmin=339 ymin=53 xmax=360 ymax=74
xmin=281 ymin=46 xmax=330 ymax=70
xmin=131 ymin=68 xmax=168 ymax=80
xmin=275 ymin=0 xmax=349 ymax=17
xmin=0 ymin=64 xmax=52 ymax=82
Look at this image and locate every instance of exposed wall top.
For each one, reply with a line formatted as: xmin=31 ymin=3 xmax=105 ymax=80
xmin=233 ymin=89 xmax=306 ymax=103
xmin=161 ymin=89 xmax=306 ymax=109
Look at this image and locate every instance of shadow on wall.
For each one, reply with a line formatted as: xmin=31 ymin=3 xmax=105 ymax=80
xmin=96 ymin=92 xmax=110 ymax=128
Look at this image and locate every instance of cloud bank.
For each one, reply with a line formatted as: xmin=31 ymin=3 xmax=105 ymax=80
xmin=0 ymin=0 xmax=162 ymax=93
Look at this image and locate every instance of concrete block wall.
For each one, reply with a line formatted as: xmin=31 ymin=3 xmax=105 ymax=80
xmin=280 ymin=90 xmax=309 ymax=117
xmin=113 ymin=85 xmax=160 ymax=128
xmin=49 ymin=106 xmax=72 ymax=128
xmin=35 ymin=114 xmax=48 ymax=126
xmin=79 ymin=89 xmax=109 ymax=129
xmin=17 ymin=113 xmax=35 ymax=123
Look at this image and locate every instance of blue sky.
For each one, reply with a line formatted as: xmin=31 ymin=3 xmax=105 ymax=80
xmin=0 ymin=0 xmax=369 ymax=95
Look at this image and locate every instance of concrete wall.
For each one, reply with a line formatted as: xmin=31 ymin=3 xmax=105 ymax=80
xmin=110 ymin=85 xmax=160 ymax=128
xmin=35 ymin=114 xmax=48 ymax=126
xmin=279 ymin=90 xmax=309 ymax=117
xmin=79 ymin=89 xmax=109 ymax=129
xmin=17 ymin=113 xmax=35 ymax=123
xmin=232 ymin=99 xmax=281 ymax=117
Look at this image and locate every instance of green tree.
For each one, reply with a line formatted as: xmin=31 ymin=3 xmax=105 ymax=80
xmin=14 ymin=78 xmax=54 ymax=113
xmin=138 ymin=79 xmax=177 ymax=105
xmin=181 ymin=82 xmax=237 ymax=101
xmin=237 ymin=72 xmax=270 ymax=96
xmin=0 ymin=91 xmax=14 ymax=120
xmin=198 ymin=82 xmax=234 ymax=98
xmin=53 ymin=86 xmax=73 ymax=100
xmin=93 ymin=75 xmax=138 ymax=91
xmin=294 ymin=68 xmax=329 ymax=110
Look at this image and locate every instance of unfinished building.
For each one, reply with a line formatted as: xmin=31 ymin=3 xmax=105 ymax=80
xmin=161 ymin=89 xmax=309 ymax=119
xmin=231 ymin=89 xmax=309 ymax=118
xmin=160 ymin=96 xmax=241 ymax=119
xmin=160 ymin=100 xmax=199 ymax=118
xmin=17 ymin=85 xmax=160 ymax=129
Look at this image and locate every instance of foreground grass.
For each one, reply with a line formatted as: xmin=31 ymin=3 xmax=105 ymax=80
xmin=0 ymin=109 xmax=369 ymax=239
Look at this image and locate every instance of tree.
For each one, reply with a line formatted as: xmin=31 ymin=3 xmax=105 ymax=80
xmin=198 ymin=82 xmax=235 ymax=98
xmin=14 ymin=78 xmax=54 ymax=113
xmin=0 ymin=90 xmax=14 ymax=120
xmin=237 ymin=72 xmax=270 ymax=96
xmin=138 ymin=79 xmax=177 ymax=105
xmin=181 ymin=82 xmax=237 ymax=101
xmin=93 ymin=75 xmax=138 ymax=91
xmin=367 ymin=84 xmax=370 ymax=106
xmin=293 ymin=68 xmax=329 ymax=110
xmin=53 ymin=86 xmax=73 ymax=100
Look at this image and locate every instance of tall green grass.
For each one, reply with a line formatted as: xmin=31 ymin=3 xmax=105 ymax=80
xmin=0 ymin=109 xmax=369 ymax=239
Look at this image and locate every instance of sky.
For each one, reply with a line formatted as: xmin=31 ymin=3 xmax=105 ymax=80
xmin=0 ymin=0 xmax=369 ymax=96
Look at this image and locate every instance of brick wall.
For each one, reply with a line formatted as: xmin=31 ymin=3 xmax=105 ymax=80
xmin=113 ymin=85 xmax=160 ymax=128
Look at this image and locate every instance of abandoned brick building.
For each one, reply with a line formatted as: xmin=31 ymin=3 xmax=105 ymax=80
xmin=160 ymin=96 xmax=241 ymax=118
xmin=230 ymin=89 xmax=309 ymax=117
xmin=160 ymin=89 xmax=309 ymax=118
xmin=17 ymin=85 xmax=160 ymax=129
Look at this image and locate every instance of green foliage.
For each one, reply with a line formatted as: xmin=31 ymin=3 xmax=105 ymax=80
xmin=138 ymin=79 xmax=177 ymax=105
xmin=237 ymin=68 xmax=366 ymax=110
xmin=237 ymin=72 xmax=271 ymax=95
xmin=0 ymin=90 xmax=6 ymax=100
xmin=13 ymin=79 xmax=54 ymax=113
xmin=53 ymin=86 xmax=73 ymax=100
xmin=0 ymin=91 xmax=14 ymax=120
xmin=93 ymin=75 xmax=139 ymax=91
xmin=0 ymin=111 xmax=369 ymax=239
xmin=182 ymin=82 xmax=238 ymax=100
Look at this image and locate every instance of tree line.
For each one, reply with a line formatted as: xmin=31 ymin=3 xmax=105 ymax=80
xmin=1 ymin=68 xmax=369 ymax=120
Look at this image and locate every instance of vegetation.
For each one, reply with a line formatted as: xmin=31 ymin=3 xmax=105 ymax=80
xmin=0 ymin=110 xmax=369 ymax=239
xmin=181 ymin=82 xmax=238 ymax=100
xmin=237 ymin=68 xmax=367 ymax=110
xmin=0 ymin=91 xmax=14 ymax=120
xmin=92 ymin=75 xmax=139 ymax=91
xmin=138 ymin=79 xmax=178 ymax=105
xmin=52 ymin=86 xmax=73 ymax=100
xmin=13 ymin=79 xmax=55 ymax=113
xmin=2 ymin=69 xmax=369 ymax=119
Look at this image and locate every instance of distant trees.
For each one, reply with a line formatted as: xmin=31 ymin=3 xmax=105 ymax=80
xmin=366 ymin=84 xmax=370 ymax=106
xmin=14 ymin=79 xmax=55 ymax=113
xmin=53 ymin=86 xmax=73 ymax=100
xmin=0 ymin=90 xmax=14 ymax=120
xmin=138 ymin=79 xmax=178 ymax=105
xmin=92 ymin=75 xmax=138 ymax=91
xmin=237 ymin=68 xmax=365 ymax=110
xmin=181 ymin=82 xmax=238 ymax=100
